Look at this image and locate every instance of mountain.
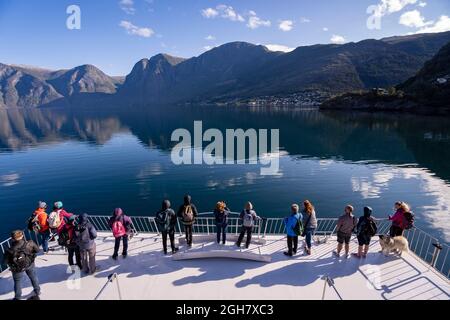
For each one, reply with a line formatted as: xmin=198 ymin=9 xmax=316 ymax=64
xmin=118 ymin=42 xmax=280 ymax=103
xmin=47 ymin=64 xmax=118 ymax=97
xmin=0 ymin=63 xmax=66 ymax=108
xmin=2 ymin=31 xmax=450 ymax=108
xmin=321 ymin=41 xmax=450 ymax=114
xmin=118 ymin=32 xmax=450 ymax=104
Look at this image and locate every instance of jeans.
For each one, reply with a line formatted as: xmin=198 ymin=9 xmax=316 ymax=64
xmin=216 ymin=223 xmax=228 ymax=244
xmin=304 ymin=228 xmax=315 ymax=249
xmin=390 ymin=225 xmax=404 ymax=237
xmin=39 ymin=230 xmax=51 ymax=252
xmin=237 ymin=227 xmax=253 ymax=248
xmin=12 ymin=263 xmax=40 ymax=299
xmin=113 ymin=235 xmax=129 ymax=257
xmin=184 ymin=225 xmax=193 ymax=246
xmin=162 ymin=229 xmax=176 ymax=253
xmin=287 ymin=235 xmax=298 ymax=255
xmin=81 ymin=243 xmax=96 ymax=274
xmin=67 ymin=246 xmax=82 ymax=269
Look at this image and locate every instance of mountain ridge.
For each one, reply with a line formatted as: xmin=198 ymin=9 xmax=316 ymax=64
xmin=1 ymin=31 xmax=450 ymax=109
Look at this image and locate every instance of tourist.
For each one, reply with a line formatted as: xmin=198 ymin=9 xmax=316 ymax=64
xmin=3 ymin=230 xmax=41 ymax=300
xmin=389 ymin=201 xmax=410 ymax=237
xmin=177 ymin=195 xmax=198 ymax=247
xmin=109 ymin=208 xmax=132 ymax=260
xmin=59 ymin=215 xmax=82 ymax=270
xmin=214 ymin=201 xmax=230 ymax=245
xmin=284 ymin=204 xmax=302 ymax=257
xmin=236 ymin=202 xmax=260 ymax=249
xmin=48 ymin=201 xmax=73 ymax=235
xmin=75 ymin=213 xmax=98 ymax=274
xmin=28 ymin=201 xmax=50 ymax=254
xmin=301 ymin=200 xmax=318 ymax=255
xmin=155 ymin=200 xmax=179 ymax=255
xmin=353 ymin=207 xmax=378 ymax=258
xmin=334 ymin=205 xmax=357 ymax=258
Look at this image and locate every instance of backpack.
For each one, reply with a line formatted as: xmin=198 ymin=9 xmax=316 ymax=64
xmin=27 ymin=215 xmax=41 ymax=233
xmin=112 ymin=220 xmax=126 ymax=238
xmin=403 ymin=211 xmax=415 ymax=230
xmin=243 ymin=211 xmax=254 ymax=228
xmin=48 ymin=211 xmax=62 ymax=229
xmin=361 ymin=218 xmax=378 ymax=237
xmin=156 ymin=210 xmax=171 ymax=232
xmin=9 ymin=242 xmax=34 ymax=273
xmin=182 ymin=205 xmax=194 ymax=224
xmin=58 ymin=228 xmax=71 ymax=247
xmin=292 ymin=217 xmax=304 ymax=236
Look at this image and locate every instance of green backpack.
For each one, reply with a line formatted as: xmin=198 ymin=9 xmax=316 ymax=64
xmin=292 ymin=218 xmax=304 ymax=236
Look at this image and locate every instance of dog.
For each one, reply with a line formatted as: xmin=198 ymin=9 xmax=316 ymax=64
xmin=379 ymin=235 xmax=409 ymax=256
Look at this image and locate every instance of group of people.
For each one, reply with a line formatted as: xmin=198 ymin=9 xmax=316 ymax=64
xmin=283 ymin=200 xmax=413 ymax=259
xmin=2 ymin=196 xmax=414 ymax=300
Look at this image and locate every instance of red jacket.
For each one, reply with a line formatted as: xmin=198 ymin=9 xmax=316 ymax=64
xmin=389 ymin=209 xmax=405 ymax=229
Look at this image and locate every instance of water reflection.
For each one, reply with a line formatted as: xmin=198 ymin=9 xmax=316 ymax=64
xmin=0 ymin=106 xmax=449 ymax=241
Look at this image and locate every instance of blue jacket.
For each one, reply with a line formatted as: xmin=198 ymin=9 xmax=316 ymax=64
xmin=284 ymin=212 xmax=302 ymax=237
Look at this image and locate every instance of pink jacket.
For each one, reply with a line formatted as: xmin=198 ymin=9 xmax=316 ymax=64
xmin=56 ymin=209 xmax=74 ymax=234
xmin=389 ymin=209 xmax=405 ymax=229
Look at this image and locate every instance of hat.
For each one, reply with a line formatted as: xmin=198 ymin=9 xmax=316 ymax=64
xmin=11 ymin=230 xmax=24 ymax=241
xmin=68 ymin=215 xmax=77 ymax=222
xmin=54 ymin=201 xmax=63 ymax=209
xmin=38 ymin=201 xmax=47 ymax=209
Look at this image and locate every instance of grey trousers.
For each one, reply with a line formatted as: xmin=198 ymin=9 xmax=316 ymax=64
xmin=80 ymin=242 xmax=96 ymax=274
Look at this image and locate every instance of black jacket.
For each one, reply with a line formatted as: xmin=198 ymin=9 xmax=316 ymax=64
xmin=3 ymin=239 xmax=39 ymax=267
xmin=177 ymin=195 xmax=199 ymax=225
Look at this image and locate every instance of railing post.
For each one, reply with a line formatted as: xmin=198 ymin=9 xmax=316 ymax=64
xmin=431 ymin=242 xmax=443 ymax=268
xmin=263 ymin=219 xmax=268 ymax=238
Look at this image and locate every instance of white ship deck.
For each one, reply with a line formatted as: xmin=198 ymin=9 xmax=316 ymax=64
xmin=1 ymin=232 xmax=449 ymax=300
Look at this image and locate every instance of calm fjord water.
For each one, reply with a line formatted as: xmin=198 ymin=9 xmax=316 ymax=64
xmin=0 ymin=106 xmax=449 ymax=242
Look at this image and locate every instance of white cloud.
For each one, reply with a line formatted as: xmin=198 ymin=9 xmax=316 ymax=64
xmin=201 ymin=7 xmax=219 ymax=18
xmin=205 ymin=35 xmax=216 ymax=41
xmin=119 ymin=20 xmax=154 ymax=38
xmin=300 ymin=17 xmax=311 ymax=23
xmin=373 ymin=0 xmax=418 ymax=17
xmin=330 ymin=34 xmax=346 ymax=44
xmin=399 ymin=10 xmax=433 ymax=28
xmin=279 ymin=20 xmax=294 ymax=32
xmin=322 ymin=27 xmax=329 ymax=32
xmin=217 ymin=5 xmax=245 ymax=22
xmin=265 ymin=44 xmax=295 ymax=53
xmin=247 ymin=11 xmax=271 ymax=29
xmin=417 ymin=1 xmax=427 ymax=7
xmin=119 ymin=0 xmax=136 ymax=15
xmin=415 ymin=15 xmax=450 ymax=33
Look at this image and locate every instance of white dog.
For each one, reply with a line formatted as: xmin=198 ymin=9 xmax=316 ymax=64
xmin=379 ymin=235 xmax=409 ymax=256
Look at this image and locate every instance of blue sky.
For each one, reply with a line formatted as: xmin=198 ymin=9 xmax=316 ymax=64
xmin=0 ymin=0 xmax=449 ymax=75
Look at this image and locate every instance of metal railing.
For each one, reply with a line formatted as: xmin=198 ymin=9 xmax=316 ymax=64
xmin=1 ymin=215 xmax=449 ymax=280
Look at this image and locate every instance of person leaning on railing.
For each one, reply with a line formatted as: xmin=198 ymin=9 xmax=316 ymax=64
xmin=177 ymin=195 xmax=199 ymax=248
xmin=334 ymin=205 xmax=357 ymax=259
xmin=389 ymin=201 xmax=410 ymax=237
xmin=214 ymin=201 xmax=230 ymax=245
xmin=301 ymin=200 xmax=318 ymax=255
xmin=236 ymin=202 xmax=260 ymax=249
xmin=155 ymin=200 xmax=179 ymax=255
xmin=283 ymin=204 xmax=302 ymax=257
